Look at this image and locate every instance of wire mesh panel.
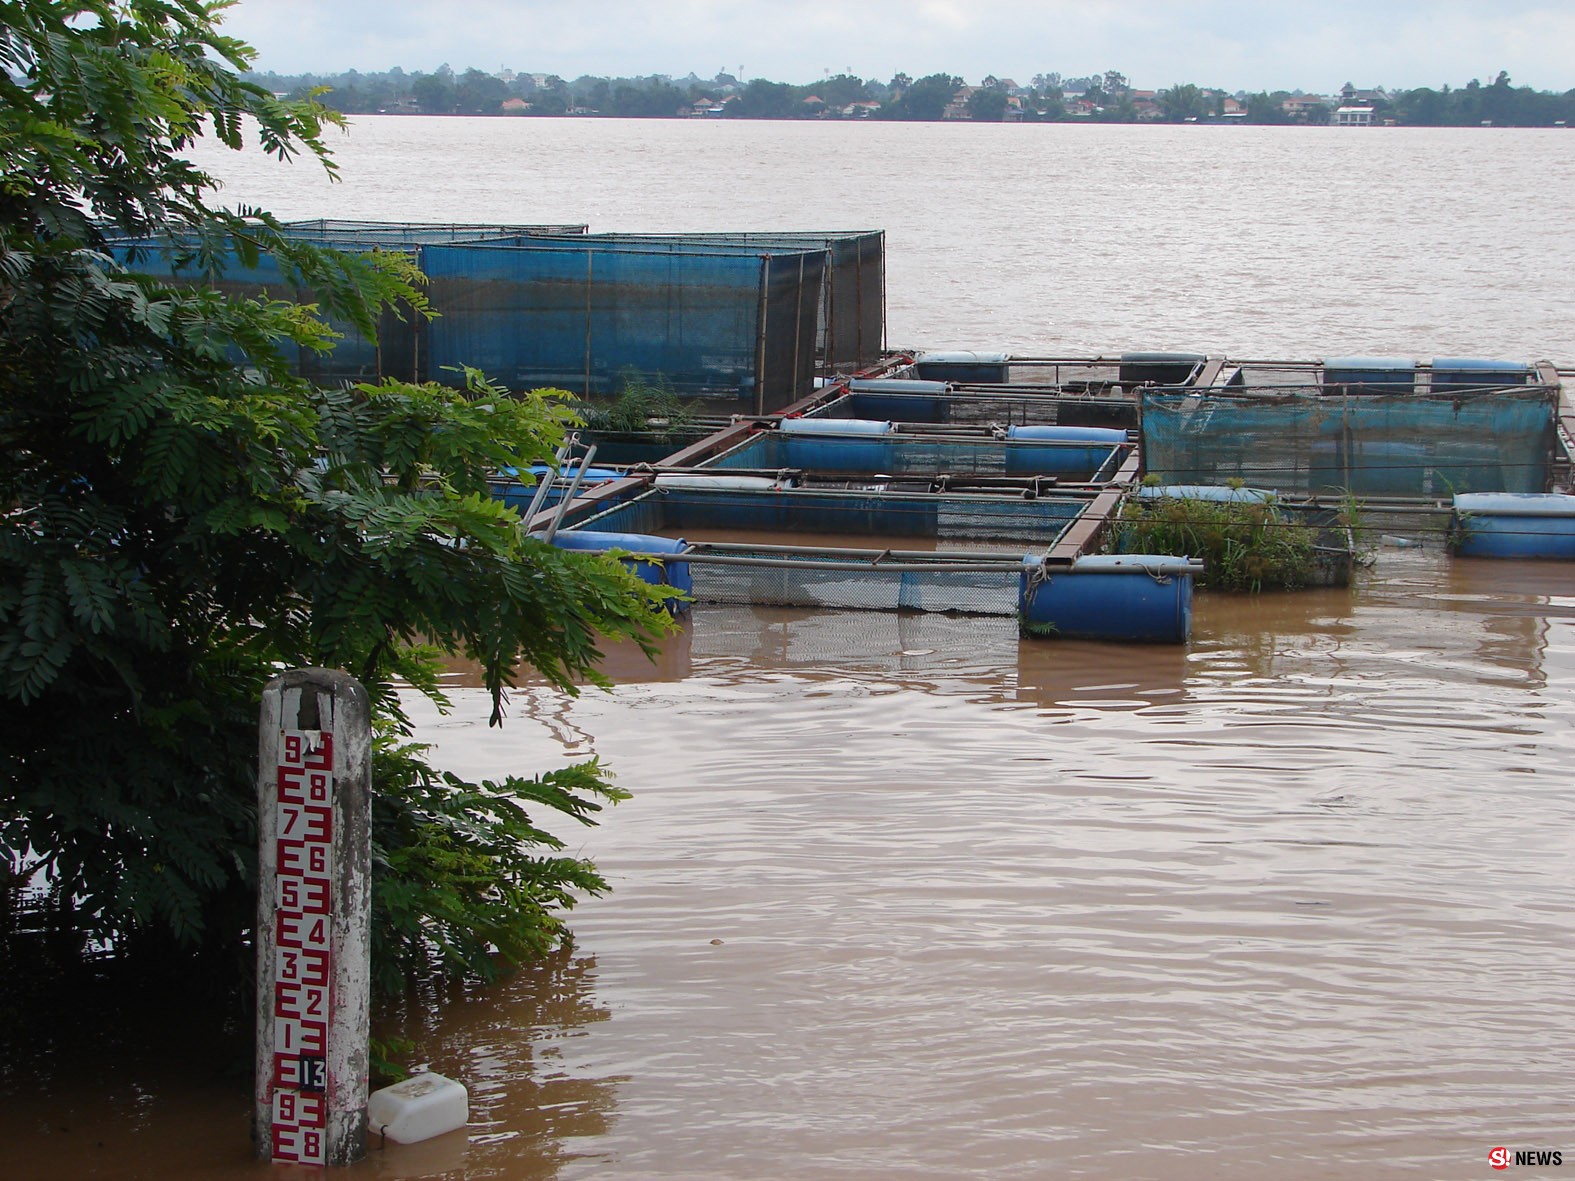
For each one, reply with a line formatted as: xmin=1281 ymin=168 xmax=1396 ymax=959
xmin=421 ymin=241 xmax=824 ymax=411
xmin=574 ymin=487 xmax=1084 ymax=546
xmin=1140 ymin=388 xmax=1557 ymax=496
xmin=106 ymin=237 xmax=405 ymax=383
xmin=688 ymin=557 xmax=1023 ymax=615
xmin=281 ymin=220 xmax=588 ymax=244
xmin=703 ymin=429 xmax=1127 ymax=481
xmin=515 ymin=232 xmax=884 ymax=369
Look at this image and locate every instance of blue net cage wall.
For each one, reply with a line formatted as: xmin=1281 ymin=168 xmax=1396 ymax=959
xmin=702 ymin=430 xmax=1129 ymax=483
xmin=111 ymin=222 xmax=586 ymax=385
xmin=560 ymin=486 xmax=1089 ymax=615
xmin=421 ymin=239 xmax=827 ymax=413
xmin=514 ymin=231 xmax=885 ymax=371
xmin=1140 ymin=388 xmax=1558 ymax=497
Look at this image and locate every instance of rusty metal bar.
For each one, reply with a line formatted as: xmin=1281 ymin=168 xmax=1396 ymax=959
xmin=1044 ymin=447 xmax=1142 ymax=565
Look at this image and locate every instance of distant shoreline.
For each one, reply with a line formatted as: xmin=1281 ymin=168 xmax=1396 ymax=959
xmin=244 ymin=69 xmax=1575 ymax=129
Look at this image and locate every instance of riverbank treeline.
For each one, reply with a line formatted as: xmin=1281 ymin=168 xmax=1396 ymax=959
xmin=244 ymin=66 xmax=1575 ymax=126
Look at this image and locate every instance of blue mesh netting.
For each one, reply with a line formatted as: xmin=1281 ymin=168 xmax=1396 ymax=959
xmin=421 ymin=241 xmax=825 ymax=412
xmin=573 ymin=486 xmax=1082 ymax=545
xmin=512 ymin=232 xmax=885 ymax=369
xmin=1140 ymin=389 xmax=1557 ymax=496
xmin=704 ymin=431 xmax=1126 ymax=481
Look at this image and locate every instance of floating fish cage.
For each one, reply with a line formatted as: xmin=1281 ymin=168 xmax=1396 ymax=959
xmin=512 ymin=231 xmax=885 ymax=371
xmin=1449 ymin=493 xmax=1575 ymax=559
xmin=107 ymin=222 xmax=590 ymax=385
xmin=421 ymin=238 xmax=826 ymax=413
xmin=823 ymin=356 xmax=1214 ymax=431
xmin=1139 ymin=386 xmax=1559 ymax=497
xmin=113 ymin=221 xmax=867 ymax=410
xmin=549 ymin=482 xmax=1196 ymax=641
xmin=698 ymin=418 xmax=1132 ymax=484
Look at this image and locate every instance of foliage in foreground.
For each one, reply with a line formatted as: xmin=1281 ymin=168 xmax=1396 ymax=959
xmin=0 ymin=0 xmax=674 ymax=990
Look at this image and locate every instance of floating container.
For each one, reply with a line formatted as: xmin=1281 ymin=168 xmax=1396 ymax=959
xmin=551 ymin=529 xmax=694 ymax=599
xmin=1003 ymin=425 xmax=1129 ymax=477
xmin=366 ymin=1072 xmax=469 ymax=1145
xmin=847 ymin=378 xmax=950 ymax=424
xmin=779 ymin=416 xmax=896 ymax=473
xmin=1057 ymin=398 xmax=1139 ymax=430
xmin=1430 ymin=357 xmax=1531 ymax=392
xmin=1118 ymin=351 xmax=1206 ymax=387
xmin=1019 ymin=554 xmax=1196 ymax=642
xmin=654 ymin=473 xmax=794 ymax=492
xmin=1449 ymin=492 xmax=1575 ymax=559
xmin=1136 ymin=484 xmax=1277 ymax=504
xmin=914 ymin=351 xmax=1011 ymax=384
xmin=490 ymin=463 xmax=628 ymax=516
xmin=1323 ymin=356 xmax=1416 ymax=394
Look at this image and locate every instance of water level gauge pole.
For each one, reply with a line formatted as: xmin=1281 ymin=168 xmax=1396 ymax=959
xmin=254 ymin=669 xmax=374 ymax=1166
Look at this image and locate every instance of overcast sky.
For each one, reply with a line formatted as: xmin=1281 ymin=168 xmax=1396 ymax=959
xmin=220 ymin=0 xmax=1575 ymax=94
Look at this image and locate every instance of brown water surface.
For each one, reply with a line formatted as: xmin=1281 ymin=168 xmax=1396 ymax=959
xmin=6 ymin=546 xmax=1573 ymax=1179
xmin=9 ymin=118 xmax=1574 ymax=1179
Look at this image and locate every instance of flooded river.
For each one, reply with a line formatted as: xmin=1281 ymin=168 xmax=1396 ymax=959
xmin=5 ymin=119 xmax=1575 ymax=1178
xmin=9 ymin=547 xmax=1574 ymax=1179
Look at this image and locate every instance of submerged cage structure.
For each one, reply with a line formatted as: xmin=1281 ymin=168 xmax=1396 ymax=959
xmin=543 ymin=480 xmax=1197 ymax=642
xmin=558 ymin=483 xmax=1087 ymax=616
xmin=696 ymin=419 xmax=1132 ymax=484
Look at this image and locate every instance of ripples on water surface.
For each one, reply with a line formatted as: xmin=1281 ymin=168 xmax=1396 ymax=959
xmin=191 ymin=117 xmax=1575 ymax=358
xmin=371 ymin=549 xmax=1575 ymax=1181
xmin=8 ymin=123 xmax=1572 ymax=1179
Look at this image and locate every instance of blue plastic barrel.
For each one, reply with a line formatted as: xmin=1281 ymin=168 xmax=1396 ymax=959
xmin=490 ymin=463 xmax=626 ymax=515
xmin=1018 ymin=554 xmax=1195 ymax=642
xmin=914 ymin=351 xmax=1010 ymax=383
xmin=1450 ymin=493 xmax=1575 ymax=559
xmin=1430 ymin=357 xmax=1531 ymax=392
xmin=1118 ymin=351 xmax=1205 ymax=386
xmin=847 ymin=378 xmax=950 ymax=424
xmin=779 ymin=416 xmax=896 ymax=473
xmin=551 ymin=530 xmax=694 ymax=599
xmin=1136 ymin=484 xmax=1276 ymax=504
xmin=1004 ymin=424 xmax=1128 ymax=477
xmin=1323 ymin=356 xmax=1416 ymax=394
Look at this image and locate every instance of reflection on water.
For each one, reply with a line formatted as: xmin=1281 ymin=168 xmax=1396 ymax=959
xmin=11 ymin=117 xmax=1575 ymax=1178
xmin=4 ymin=549 xmax=1573 ymax=1180
xmin=374 ymin=548 xmax=1575 ymax=1181
xmin=372 ymin=947 xmax=619 ymax=1180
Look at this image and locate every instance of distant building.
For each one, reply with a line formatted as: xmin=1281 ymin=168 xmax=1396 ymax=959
xmin=1222 ymin=97 xmax=1248 ymax=120
xmin=1334 ymin=105 xmax=1374 ymax=126
xmin=942 ymin=87 xmax=976 ymax=119
xmin=1281 ymin=95 xmax=1328 ymax=119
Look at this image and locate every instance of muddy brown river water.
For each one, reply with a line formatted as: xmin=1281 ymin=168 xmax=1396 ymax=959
xmin=6 ymin=118 xmax=1574 ymax=1178
xmin=6 ymin=545 xmax=1574 ymax=1179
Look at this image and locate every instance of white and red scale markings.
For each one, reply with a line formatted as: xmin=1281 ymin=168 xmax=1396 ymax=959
xmin=269 ymin=731 xmax=335 ymax=1165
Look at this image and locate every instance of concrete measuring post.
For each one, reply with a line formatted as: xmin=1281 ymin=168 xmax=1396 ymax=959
xmin=255 ymin=669 xmax=373 ymax=1166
